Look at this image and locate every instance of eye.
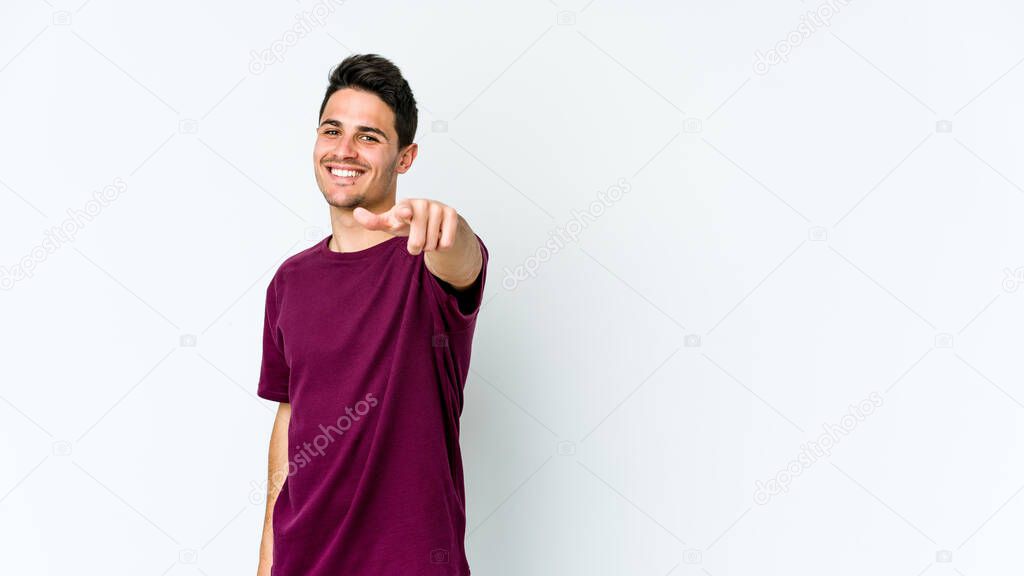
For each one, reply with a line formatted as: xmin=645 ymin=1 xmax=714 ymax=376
xmin=360 ymin=135 xmax=379 ymax=142
xmin=323 ymin=129 xmax=339 ymax=136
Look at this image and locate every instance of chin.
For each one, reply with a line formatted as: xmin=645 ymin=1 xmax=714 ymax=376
xmin=326 ymin=192 xmax=366 ymax=210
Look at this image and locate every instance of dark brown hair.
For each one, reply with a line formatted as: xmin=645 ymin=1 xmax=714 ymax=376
xmin=319 ymin=54 xmax=418 ymax=150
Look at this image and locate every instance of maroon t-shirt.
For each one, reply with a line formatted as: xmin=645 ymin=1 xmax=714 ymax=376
xmin=257 ymin=232 xmax=488 ymax=575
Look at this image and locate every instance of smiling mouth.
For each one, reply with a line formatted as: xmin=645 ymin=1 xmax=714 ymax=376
xmin=326 ymin=167 xmax=365 ymax=185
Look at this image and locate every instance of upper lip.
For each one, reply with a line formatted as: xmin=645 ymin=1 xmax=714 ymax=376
xmin=325 ymin=164 xmax=366 ymax=173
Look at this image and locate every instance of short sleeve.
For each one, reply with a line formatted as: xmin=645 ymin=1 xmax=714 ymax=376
xmin=257 ymin=275 xmax=290 ymax=402
xmin=426 ymin=233 xmax=489 ymax=331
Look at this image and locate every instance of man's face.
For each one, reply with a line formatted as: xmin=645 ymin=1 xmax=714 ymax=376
xmin=314 ymin=88 xmax=410 ymax=211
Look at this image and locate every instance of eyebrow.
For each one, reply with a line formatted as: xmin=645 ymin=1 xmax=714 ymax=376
xmin=318 ymin=119 xmax=389 ymax=142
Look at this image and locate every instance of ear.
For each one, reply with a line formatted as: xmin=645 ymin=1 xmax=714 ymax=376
xmin=395 ymin=142 xmax=418 ymax=174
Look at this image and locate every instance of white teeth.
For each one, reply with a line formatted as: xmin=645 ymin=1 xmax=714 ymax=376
xmin=330 ymin=168 xmax=362 ymax=178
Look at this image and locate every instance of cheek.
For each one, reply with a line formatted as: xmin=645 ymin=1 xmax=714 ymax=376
xmin=313 ymin=140 xmax=330 ymax=160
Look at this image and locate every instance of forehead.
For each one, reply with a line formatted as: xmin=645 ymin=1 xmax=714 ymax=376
xmin=320 ymin=88 xmax=395 ymax=132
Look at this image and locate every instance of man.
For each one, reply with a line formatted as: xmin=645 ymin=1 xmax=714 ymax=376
xmin=256 ymin=53 xmax=487 ymax=575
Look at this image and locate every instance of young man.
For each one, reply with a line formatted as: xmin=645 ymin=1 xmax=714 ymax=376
xmin=256 ymin=54 xmax=487 ymax=575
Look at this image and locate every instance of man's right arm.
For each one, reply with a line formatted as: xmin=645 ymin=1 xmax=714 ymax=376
xmin=258 ymin=402 xmax=291 ymax=576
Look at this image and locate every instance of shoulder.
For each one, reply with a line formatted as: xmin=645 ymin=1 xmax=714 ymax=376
xmin=269 ymin=238 xmax=324 ymax=290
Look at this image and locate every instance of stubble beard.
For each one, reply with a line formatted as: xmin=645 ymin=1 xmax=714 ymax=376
xmin=325 ymin=190 xmax=368 ymax=210
xmin=319 ymin=157 xmax=399 ymax=211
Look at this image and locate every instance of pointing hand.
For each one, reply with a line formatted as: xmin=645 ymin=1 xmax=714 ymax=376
xmin=353 ymin=198 xmax=461 ymax=256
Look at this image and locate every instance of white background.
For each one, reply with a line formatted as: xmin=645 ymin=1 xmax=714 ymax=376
xmin=2 ymin=0 xmax=1024 ymax=574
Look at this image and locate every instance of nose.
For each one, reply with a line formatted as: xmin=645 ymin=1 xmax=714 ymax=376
xmin=331 ymin=133 xmax=358 ymax=160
